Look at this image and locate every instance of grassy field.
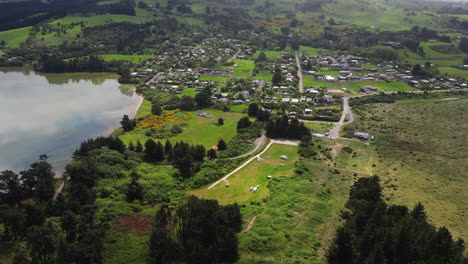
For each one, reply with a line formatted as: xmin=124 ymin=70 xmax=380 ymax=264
xmin=229 ymin=103 xmax=248 ymax=113
xmin=134 ymin=99 xmax=152 ymax=119
xmin=304 ymin=122 xmax=335 ymax=134
xmin=252 ymin=50 xmax=283 ymax=59
xmin=303 ymin=76 xmax=413 ymax=92
xmin=253 ymin=70 xmax=273 ymax=81
xmin=99 ymin=54 xmax=153 ymax=62
xmin=227 ymin=59 xmax=255 ymax=78
xmin=120 ymin=110 xmax=245 ymax=148
xmin=192 ymin=144 xmax=300 ymax=205
xmin=0 ymin=26 xmax=31 ymax=47
xmin=343 ymin=97 xmax=468 ymax=242
xmin=439 ymin=67 xmax=468 ymax=79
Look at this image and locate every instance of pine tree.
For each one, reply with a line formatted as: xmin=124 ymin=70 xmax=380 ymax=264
xmin=207 ymin=149 xmax=217 ymax=160
xmin=144 ymin=139 xmax=157 ymax=163
xmin=218 ymin=139 xmax=227 ymax=150
xmin=136 ymin=140 xmax=143 ymax=152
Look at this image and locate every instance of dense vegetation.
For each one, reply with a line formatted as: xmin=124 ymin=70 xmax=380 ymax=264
xmin=149 ymin=196 xmax=242 ymax=264
xmin=327 ymin=176 xmax=465 ymax=264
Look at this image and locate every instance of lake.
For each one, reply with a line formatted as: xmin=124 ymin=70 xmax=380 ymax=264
xmin=0 ymin=68 xmax=142 ymax=175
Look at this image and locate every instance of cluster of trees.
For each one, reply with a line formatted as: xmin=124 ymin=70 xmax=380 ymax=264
xmin=36 ymin=55 xmax=109 ymax=73
xmin=149 ymin=196 xmax=242 ymax=264
xmin=266 ymin=115 xmax=311 ymax=140
xmin=120 ymin=114 xmax=136 ymax=131
xmin=130 ymin=139 xmax=212 ymax=178
xmin=327 ymin=176 xmax=465 ymax=264
xmin=248 ymin=103 xmax=271 ymax=121
xmin=0 ymin=142 xmax=121 ymax=263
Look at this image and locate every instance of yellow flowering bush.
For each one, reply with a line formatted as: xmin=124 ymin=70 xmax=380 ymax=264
xmin=135 ymin=110 xmax=191 ymax=139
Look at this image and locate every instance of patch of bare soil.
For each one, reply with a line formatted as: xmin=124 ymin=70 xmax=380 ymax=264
xmin=440 ymin=98 xmax=459 ymax=101
xmin=114 ymin=213 xmax=153 ymax=237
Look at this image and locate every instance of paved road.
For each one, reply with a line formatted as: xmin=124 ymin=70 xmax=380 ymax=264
xmin=145 ymin=72 xmax=162 ymax=86
xmin=231 ymin=134 xmax=267 ymax=159
xmin=295 ymin=52 xmax=304 ymax=93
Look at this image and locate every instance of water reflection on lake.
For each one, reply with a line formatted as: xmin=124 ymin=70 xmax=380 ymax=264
xmin=0 ymin=68 xmax=141 ymax=175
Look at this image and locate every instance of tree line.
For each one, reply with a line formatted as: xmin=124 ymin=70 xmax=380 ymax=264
xmin=265 ymin=115 xmax=311 ymax=140
xmin=149 ymin=196 xmax=242 ymax=264
xmin=327 ymin=176 xmax=465 ymax=264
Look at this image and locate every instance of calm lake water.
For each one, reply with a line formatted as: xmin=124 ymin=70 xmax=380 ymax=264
xmin=0 ymin=68 xmax=141 ymax=175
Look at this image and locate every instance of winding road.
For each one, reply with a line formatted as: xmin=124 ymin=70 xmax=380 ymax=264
xmin=208 ymin=139 xmax=299 ymax=189
xmin=231 ymin=133 xmax=267 ymax=159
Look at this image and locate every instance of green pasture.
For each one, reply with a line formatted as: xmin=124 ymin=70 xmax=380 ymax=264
xmin=134 ymin=99 xmax=152 ymax=120
xmin=99 ymin=54 xmax=153 ymax=62
xmin=303 ymin=76 xmax=413 ymax=92
xmin=0 ymin=26 xmax=31 ymax=47
xmin=305 ymin=122 xmax=334 ymax=134
xmin=192 ymin=144 xmax=300 ymax=205
xmin=438 ymin=67 xmax=468 ymax=79
xmin=120 ymin=110 xmax=245 ymax=148
xmin=253 ymin=70 xmax=273 ymax=81
xmin=253 ymin=50 xmax=283 ymax=59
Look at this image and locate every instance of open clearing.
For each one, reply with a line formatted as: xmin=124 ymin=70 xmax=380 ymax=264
xmin=192 ymin=144 xmax=300 ymax=205
xmin=303 ymin=76 xmax=413 ymax=92
xmin=343 ymin=97 xmax=468 ymax=242
xmin=120 ymin=109 xmax=245 ymax=148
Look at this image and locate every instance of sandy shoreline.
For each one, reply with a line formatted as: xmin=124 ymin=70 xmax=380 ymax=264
xmin=130 ymin=92 xmax=144 ymax=119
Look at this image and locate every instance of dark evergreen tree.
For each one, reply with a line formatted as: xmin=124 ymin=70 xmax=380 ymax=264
xmin=21 ymin=155 xmax=55 ymax=203
xmin=126 ymin=172 xmax=144 ymax=201
xmin=193 ymin=145 xmax=206 ymax=162
xmin=237 ymin=117 xmax=251 ymax=131
xmin=194 ymin=87 xmax=212 ymax=108
xmin=207 ymin=149 xmax=217 ymax=160
xmin=120 ymin=114 xmax=136 ymax=131
xmin=155 ymin=142 xmax=164 ymax=162
xmin=136 ymin=140 xmax=143 ymax=153
xmin=144 ymin=139 xmax=157 ymax=163
xmin=218 ymin=139 xmax=227 ymax=150
xmin=151 ymin=102 xmax=163 ymax=116
xmin=248 ymin=103 xmax=259 ymax=116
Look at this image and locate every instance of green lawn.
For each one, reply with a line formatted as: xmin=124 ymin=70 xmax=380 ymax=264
xmin=0 ymin=26 xmax=31 ymax=47
xmin=192 ymin=144 xmax=300 ymax=205
xmin=303 ymin=76 xmax=413 ymax=92
xmin=305 ymin=122 xmax=334 ymax=134
xmin=253 ymin=70 xmax=273 ymax=81
xmin=253 ymin=50 xmax=283 ymax=59
xmin=135 ymin=99 xmax=152 ymax=119
xmin=229 ymin=104 xmax=248 ymax=113
xmin=120 ymin=110 xmax=245 ymax=148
